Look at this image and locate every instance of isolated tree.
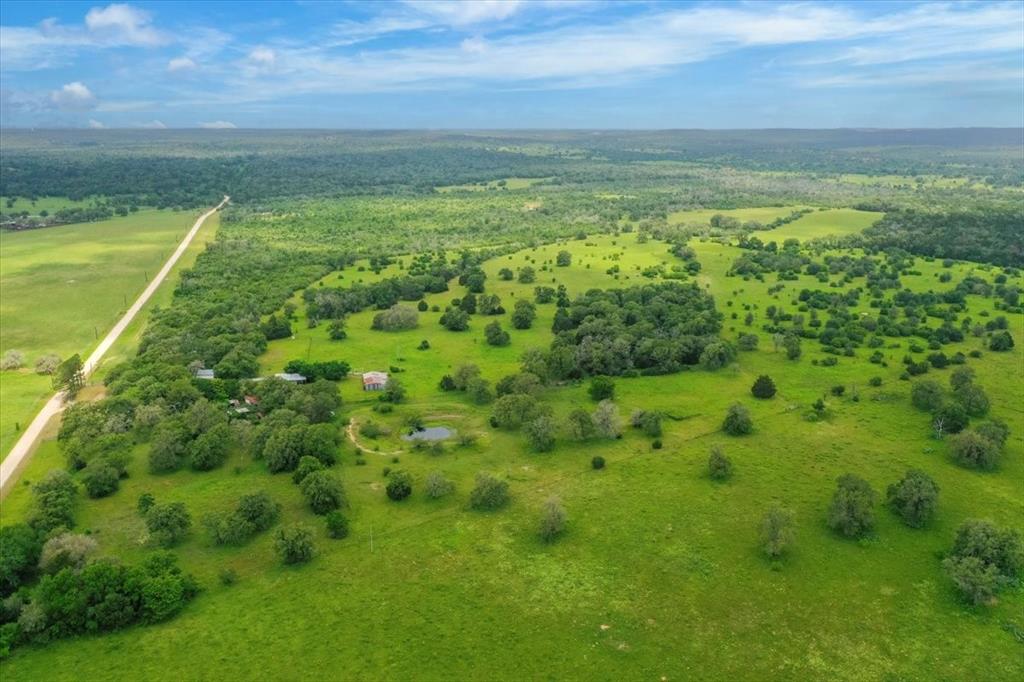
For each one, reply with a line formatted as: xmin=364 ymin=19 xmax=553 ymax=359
xmin=949 ymin=366 xmax=975 ymax=392
xmin=827 ymin=474 xmax=876 ymax=538
xmin=566 ymin=408 xmax=596 ymax=440
xmin=524 ymin=414 xmax=556 ymax=452
xmin=145 ymin=502 xmax=192 ymax=548
xmin=452 ymin=364 xmax=481 ymax=390
xmin=911 ymin=380 xmax=944 ymax=411
xmin=886 ymin=469 xmax=939 ymax=528
xmin=327 ymin=318 xmax=347 ymax=340
xmin=386 ymin=470 xmax=413 ymax=501
xmin=518 ymin=266 xmax=536 ymax=284
xmin=592 ymin=400 xmax=622 ymax=439
xmin=722 ymin=403 xmax=753 ymax=436
xmin=440 ymin=307 xmax=470 ymax=331
xmin=737 ymin=333 xmax=759 ymax=351
xmin=759 ymin=505 xmax=795 ymax=558
xmin=955 ymin=384 xmax=990 ymax=417
xmin=53 ymin=354 xmax=85 ymax=396
xmin=38 ymin=533 xmax=98 ymax=575
xmin=751 ymin=375 xmax=777 ymax=399
xmin=933 ymin=402 xmax=969 ymax=436
xmin=782 ymin=334 xmax=802 ymax=360
xmin=943 ymin=519 xmax=1023 ymax=605
xmin=424 ymin=471 xmax=454 ymax=499
xmin=484 ymin=320 xmax=511 ymax=346
xmin=538 ymin=496 xmax=566 ymax=543
xmin=498 ymin=267 xmax=514 ymax=281
xmin=325 ymin=511 xmax=349 ymax=539
xmin=0 ymin=350 xmax=24 ymax=370
xmin=81 ymin=461 xmax=120 ymax=498
xmin=699 ymin=341 xmax=736 ymax=370
xmin=275 ymin=524 xmax=315 ymax=564
xmin=588 ymin=376 xmax=615 ymax=401
xmin=469 ymin=472 xmax=509 ymax=511
xmin=466 ymin=377 xmax=494 ymax=405
xmin=380 ymin=377 xmax=406 ymax=403
xmin=949 ymin=429 xmax=1002 ymax=470
xmin=988 ymin=331 xmax=1014 ymax=351
xmin=511 ymin=299 xmax=536 ymax=329
xmin=292 ymin=455 xmax=325 ymax=484
xmin=556 ymin=250 xmax=572 ymax=267
xmin=300 ymin=471 xmax=346 ymax=515
xmin=34 ymin=354 xmax=61 ymax=375
xmin=492 ymin=393 xmax=538 ymax=429
xmin=707 ymin=445 xmax=732 ymax=480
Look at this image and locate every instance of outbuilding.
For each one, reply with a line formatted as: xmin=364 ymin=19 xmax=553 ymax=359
xmin=362 ymin=371 xmax=388 ymax=391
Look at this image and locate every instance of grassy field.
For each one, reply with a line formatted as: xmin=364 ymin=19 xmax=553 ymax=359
xmin=766 ymin=208 xmax=881 ymax=241
xmin=0 ymin=196 xmax=105 ymax=214
xmin=0 ymin=209 xmax=208 ymax=458
xmin=667 ymin=206 xmax=806 ymax=226
xmin=2 ymin=227 xmax=1021 ymax=680
xmin=435 ymin=177 xmax=549 ymax=192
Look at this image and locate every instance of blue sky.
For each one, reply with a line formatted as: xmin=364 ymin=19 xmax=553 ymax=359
xmin=1 ymin=1 xmax=1022 ymax=129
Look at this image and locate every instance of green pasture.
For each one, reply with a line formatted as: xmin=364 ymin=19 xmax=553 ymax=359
xmin=667 ymin=206 xmax=804 ymax=226
xmin=765 ymin=208 xmax=881 ymax=241
xmin=435 ymin=177 xmax=549 ymax=192
xmin=0 ymin=209 xmax=206 ymax=458
xmin=0 ymin=196 xmax=104 ymax=215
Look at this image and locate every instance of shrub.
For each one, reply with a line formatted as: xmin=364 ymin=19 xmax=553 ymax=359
xmin=0 ymin=350 xmax=24 ymax=370
xmin=988 ymin=331 xmax=1014 ymax=351
xmin=34 ymin=354 xmax=61 ymax=375
xmin=538 ymin=497 xmax=566 ymax=543
xmin=886 ymin=469 xmax=939 ymax=528
xmin=759 ymin=505 xmax=795 ymax=558
xmin=0 ymin=524 xmax=42 ymax=596
xmin=955 ymin=384 xmax=990 ymax=417
xmin=38 ymin=533 xmax=97 ymax=574
xmin=943 ymin=519 xmax=1023 ymax=605
xmin=292 ymin=455 xmax=325 ymax=484
xmin=145 ymin=502 xmax=192 ymax=548
xmin=300 ymin=471 xmax=346 ymax=515
xmin=219 ymin=568 xmax=238 ymax=586
xmin=137 ymin=492 xmax=156 ymax=515
xmin=511 ymin=300 xmax=537 ymax=329
xmin=591 ymin=456 xmax=606 ymax=470
xmin=910 ymin=380 xmax=944 ymax=411
xmin=933 ymin=402 xmax=969 ymax=436
xmin=750 ymin=375 xmax=776 ymax=399
xmin=949 ymin=429 xmax=1002 ymax=470
xmin=524 ymin=414 xmax=556 ymax=452
xmin=588 ymin=376 xmax=615 ymax=401
xmin=737 ymin=333 xmax=759 ymax=351
xmin=424 ymin=471 xmax=455 ymax=499
xmin=440 ymin=307 xmax=470 ymax=331
xmin=386 ymin=470 xmax=413 ymax=501
xmin=371 ymin=304 xmax=419 ymax=331
xmin=29 ymin=470 xmax=77 ymax=533
xmin=722 ymin=403 xmax=752 ymax=436
xmin=325 ymin=511 xmax=350 ymax=539
xmin=592 ymin=400 xmax=622 ymax=439
xmin=868 ymin=376 xmax=883 ymax=387
xmin=275 ymin=524 xmax=315 ymax=565
xmin=707 ymin=445 xmax=732 ymax=480
xmin=484 ymin=320 xmax=510 ymax=346
xmin=699 ymin=341 xmax=736 ymax=370
xmin=469 ymin=472 xmax=509 ymax=511
xmin=81 ymin=461 xmax=121 ymax=498
xmin=827 ymin=474 xmax=876 ymax=538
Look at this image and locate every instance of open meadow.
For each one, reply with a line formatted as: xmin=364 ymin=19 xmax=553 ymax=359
xmin=0 ymin=209 xmax=210 ymax=457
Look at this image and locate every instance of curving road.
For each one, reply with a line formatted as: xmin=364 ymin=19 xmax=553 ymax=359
xmin=0 ymin=196 xmax=229 ymax=498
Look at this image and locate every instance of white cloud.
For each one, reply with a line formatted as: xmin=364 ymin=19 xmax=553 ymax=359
xmin=84 ymin=3 xmax=167 ymax=46
xmin=406 ymin=0 xmax=526 ymax=27
xmin=49 ymin=82 xmax=97 ymax=111
xmin=248 ymin=47 xmax=276 ymax=67
xmin=137 ymin=119 xmax=167 ymax=129
xmin=87 ymin=119 xmax=106 ymax=129
xmin=168 ymin=56 xmax=197 ymax=72
xmin=199 ymin=120 xmax=236 ymax=129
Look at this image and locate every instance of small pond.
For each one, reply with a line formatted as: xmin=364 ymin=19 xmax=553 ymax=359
xmin=402 ymin=426 xmax=454 ymax=442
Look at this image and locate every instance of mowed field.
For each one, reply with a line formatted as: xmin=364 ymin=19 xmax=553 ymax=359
xmin=2 ymin=227 xmax=1022 ymax=680
xmin=768 ymin=208 xmax=880 ymax=241
xmin=0 ymin=209 xmax=210 ymax=458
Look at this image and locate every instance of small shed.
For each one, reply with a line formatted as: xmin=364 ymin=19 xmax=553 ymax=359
xmin=275 ymin=372 xmax=307 ymax=384
xmin=195 ymin=369 xmax=215 ymax=380
xmin=362 ymin=371 xmax=389 ymax=391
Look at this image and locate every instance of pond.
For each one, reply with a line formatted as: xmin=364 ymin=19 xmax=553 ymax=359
xmin=401 ymin=426 xmax=454 ymax=442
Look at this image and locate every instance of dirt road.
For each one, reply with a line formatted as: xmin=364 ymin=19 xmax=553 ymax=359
xmin=0 ymin=196 xmax=229 ymax=498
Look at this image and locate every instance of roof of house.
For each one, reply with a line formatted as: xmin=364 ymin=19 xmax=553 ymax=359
xmin=275 ymin=372 xmax=307 ymax=382
xmin=195 ymin=369 xmax=215 ymax=379
xmin=362 ymin=371 xmax=389 ymax=386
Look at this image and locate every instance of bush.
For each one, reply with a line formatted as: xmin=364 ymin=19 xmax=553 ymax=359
xmin=949 ymin=429 xmax=1002 ymax=470
xmin=538 ymin=497 xmax=566 ymax=543
xmin=988 ymin=331 xmax=1014 ymax=351
xmin=750 ymin=375 xmax=776 ymax=399
xmin=0 ymin=350 xmax=24 ymax=370
xmin=440 ymin=307 xmax=470 ymax=331
xmin=466 ymin=377 xmax=494 ymax=405
xmin=933 ymin=402 xmax=969 ymax=436
xmin=300 ymin=471 xmax=347 ymax=515
xmin=371 ymin=304 xmax=419 ymax=331
xmin=868 ymin=376 xmax=883 ymax=387
xmin=38 ymin=533 xmax=97 ymax=574
xmin=591 ymin=456 xmax=606 ymax=470
xmin=484 ymin=321 xmax=510 ymax=346
xmin=219 ymin=568 xmax=238 ymax=586
xmin=29 ymin=470 xmax=77 ymax=534
xmin=34 ymin=354 xmax=61 ymax=375
xmin=0 ymin=524 xmax=42 ymax=596
xmin=275 ymin=524 xmax=315 ymax=564
xmin=137 ymin=492 xmax=156 ymax=515
xmin=722 ymin=403 xmax=752 ymax=436
xmin=81 ymin=461 xmax=121 ymax=498
xmin=827 ymin=474 xmax=876 ymax=538
xmin=325 ymin=511 xmax=350 ymax=539
xmin=886 ymin=469 xmax=939 ymax=528
xmin=145 ymin=502 xmax=192 ymax=548
xmin=592 ymin=400 xmax=622 ymax=439
xmin=292 ymin=455 xmax=325 ymax=484
xmin=588 ymin=376 xmax=615 ymax=401
xmin=943 ymin=519 xmax=1023 ymax=605
xmin=737 ymin=333 xmax=759 ymax=351
xmin=469 ymin=472 xmax=509 ymax=511
xmin=707 ymin=445 xmax=732 ymax=480
xmin=955 ymin=384 xmax=990 ymax=417
xmin=699 ymin=341 xmax=736 ymax=370
xmin=910 ymin=380 xmax=944 ymax=411
xmin=524 ymin=414 xmax=556 ymax=452
xmin=759 ymin=505 xmax=795 ymax=558
xmin=386 ymin=470 xmax=413 ymax=501
xmin=424 ymin=471 xmax=455 ymax=499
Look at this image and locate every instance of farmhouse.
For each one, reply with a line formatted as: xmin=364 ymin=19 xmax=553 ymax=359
xmin=362 ymin=371 xmax=388 ymax=391
xmin=274 ymin=372 xmax=307 ymax=383
xmin=194 ymin=369 xmax=215 ymax=380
